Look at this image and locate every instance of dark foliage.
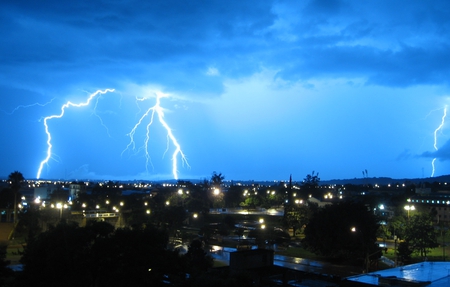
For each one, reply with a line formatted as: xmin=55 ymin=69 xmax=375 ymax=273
xmin=303 ymin=201 xmax=380 ymax=262
xmin=0 ymin=245 xmax=14 ymax=287
xmin=19 ymin=221 xmax=187 ymax=287
xmin=0 ymin=188 xmax=15 ymax=209
xmin=184 ymin=239 xmax=213 ymax=277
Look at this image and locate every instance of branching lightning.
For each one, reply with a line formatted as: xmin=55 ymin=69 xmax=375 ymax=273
xmin=2 ymin=98 xmax=56 ymax=115
xmin=36 ymin=89 xmax=115 ymax=179
xmin=122 ymin=91 xmax=189 ymax=180
xmin=431 ymin=105 xmax=447 ymax=177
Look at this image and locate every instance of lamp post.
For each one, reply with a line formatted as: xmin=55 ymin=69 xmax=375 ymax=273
xmin=351 ymin=226 xmax=369 ymax=273
xmin=404 ymin=205 xmax=415 ymax=221
xmin=56 ymin=203 xmax=67 ymax=220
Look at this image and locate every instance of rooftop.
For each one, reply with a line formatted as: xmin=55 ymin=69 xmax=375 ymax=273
xmin=346 ymin=262 xmax=450 ymax=287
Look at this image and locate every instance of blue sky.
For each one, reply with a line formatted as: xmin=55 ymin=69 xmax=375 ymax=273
xmin=1 ymin=0 xmax=450 ymax=182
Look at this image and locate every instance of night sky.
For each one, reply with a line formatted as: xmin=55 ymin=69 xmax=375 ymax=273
xmin=1 ymin=0 xmax=450 ymax=182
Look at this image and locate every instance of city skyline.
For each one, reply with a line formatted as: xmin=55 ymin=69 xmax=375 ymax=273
xmin=1 ymin=0 xmax=450 ymax=181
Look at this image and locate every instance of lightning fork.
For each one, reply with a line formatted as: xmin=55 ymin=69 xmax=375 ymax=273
xmin=36 ymin=89 xmax=115 ymax=179
xmin=122 ymin=92 xmax=189 ymax=180
xmin=431 ymin=105 xmax=447 ymax=177
xmin=2 ymin=98 xmax=55 ymax=115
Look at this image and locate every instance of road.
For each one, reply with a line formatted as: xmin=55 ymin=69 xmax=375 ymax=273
xmin=208 ymin=245 xmax=363 ymax=278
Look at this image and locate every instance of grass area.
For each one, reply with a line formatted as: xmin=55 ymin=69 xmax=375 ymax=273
xmin=213 ymin=260 xmax=228 ymax=267
xmin=275 ymin=246 xmax=319 ymax=259
xmin=381 ymin=238 xmax=450 ymax=263
xmin=5 ymin=244 xmax=23 ymax=265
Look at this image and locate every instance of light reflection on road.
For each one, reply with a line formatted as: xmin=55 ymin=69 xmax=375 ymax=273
xmin=208 ymin=245 xmax=361 ymax=277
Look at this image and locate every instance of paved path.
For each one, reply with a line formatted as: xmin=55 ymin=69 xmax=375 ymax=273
xmin=0 ymin=223 xmax=14 ymax=242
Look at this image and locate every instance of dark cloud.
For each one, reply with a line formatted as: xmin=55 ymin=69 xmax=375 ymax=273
xmin=397 ymin=149 xmax=413 ymax=161
xmin=420 ymin=140 xmax=450 ymax=161
xmin=1 ymin=0 xmax=450 ymax=98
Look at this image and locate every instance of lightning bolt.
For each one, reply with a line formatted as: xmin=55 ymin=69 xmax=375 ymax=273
xmin=431 ymin=105 xmax=447 ymax=177
xmin=2 ymin=98 xmax=56 ymax=115
xmin=36 ymin=89 xmax=115 ymax=179
xmin=121 ymin=91 xmax=189 ymax=180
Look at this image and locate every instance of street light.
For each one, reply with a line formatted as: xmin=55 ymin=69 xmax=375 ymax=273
xmin=404 ymin=205 xmax=415 ymax=220
xmin=56 ymin=202 xmax=67 ymax=219
xmin=351 ymin=226 xmax=369 ymax=273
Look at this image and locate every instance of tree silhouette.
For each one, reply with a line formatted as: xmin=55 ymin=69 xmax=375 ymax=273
xmin=8 ymin=171 xmax=24 ymax=224
xmin=211 ymin=171 xmax=224 ymax=188
xmin=303 ymin=201 xmax=380 ymax=264
xmin=302 ymin=171 xmax=320 ymax=198
xmin=184 ymin=239 xmax=213 ymax=278
xmin=20 ymin=222 xmax=188 ymax=286
xmin=0 ymin=188 xmax=15 ymax=209
xmin=0 ymin=244 xmax=13 ymax=286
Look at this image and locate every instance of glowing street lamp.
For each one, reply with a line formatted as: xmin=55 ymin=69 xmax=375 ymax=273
xmin=56 ymin=202 xmax=68 ymax=219
xmin=404 ymin=205 xmax=415 ymax=220
xmin=213 ymin=188 xmax=220 ymax=195
xmin=351 ymin=226 xmax=369 ymax=273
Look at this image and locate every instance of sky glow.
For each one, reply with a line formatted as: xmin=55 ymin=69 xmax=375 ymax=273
xmin=1 ymin=0 xmax=450 ymax=181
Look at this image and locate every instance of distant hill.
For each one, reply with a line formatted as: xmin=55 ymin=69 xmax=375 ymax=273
xmin=320 ymin=174 xmax=450 ymax=186
xmin=2 ymin=174 xmax=450 ymax=186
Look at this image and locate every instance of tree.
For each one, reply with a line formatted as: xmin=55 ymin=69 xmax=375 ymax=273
xmin=49 ymin=186 xmax=70 ymax=202
xmin=0 ymin=244 xmax=13 ymax=287
xmin=397 ymin=241 xmax=413 ymax=264
xmin=241 ymin=194 xmax=262 ymax=209
xmin=211 ymin=171 xmax=224 ymax=188
xmin=404 ymin=213 xmax=439 ymax=258
xmin=0 ymin=188 xmax=15 ymax=209
xmin=223 ymin=184 xmax=243 ymax=208
xmin=160 ymin=205 xmax=187 ymax=236
xmin=20 ymin=222 xmax=187 ymax=286
xmin=303 ymin=201 xmax=380 ymax=265
xmin=20 ymin=221 xmax=95 ymax=287
xmin=388 ymin=215 xmax=407 ymax=241
xmin=8 ymin=171 xmax=24 ymax=224
xmin=184 ymin=239 xmax=213 ymax=277
xmin=303 ymin=171 xmax=320 ymax=187
xmin=282 ymin=203 xmax=314 ymax=237
xmin=302 ymin=171 xmax=320 ymax=198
